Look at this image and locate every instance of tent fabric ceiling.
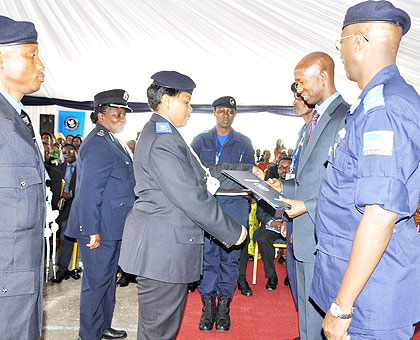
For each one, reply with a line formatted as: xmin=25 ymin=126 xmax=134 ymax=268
xmin=1 ymin=0 xmax=419 ymax=107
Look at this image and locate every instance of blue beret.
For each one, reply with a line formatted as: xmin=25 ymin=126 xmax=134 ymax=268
xmin=151 ymin=71 xmax=196 ymax=94
xmin=212 ymin=96 xmax=237 ymax=110
xmin=343 ymin=1 xmax=410 ymax=35
xmin=94 ymin=89 xmax=132 ymax=112
xmin=0 ymin=15 xmax=38 ymax=46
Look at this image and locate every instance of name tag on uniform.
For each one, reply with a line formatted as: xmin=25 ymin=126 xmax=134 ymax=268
xmin=363 ymin=130 xmax=394 ymax=156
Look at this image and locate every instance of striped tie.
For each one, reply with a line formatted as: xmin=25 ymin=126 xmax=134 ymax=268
xmin=306 ymin=110 xmax=320 ymax=144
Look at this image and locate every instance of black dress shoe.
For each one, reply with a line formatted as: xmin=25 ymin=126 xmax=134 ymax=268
xmin=51 ymin=267 xmax=71 ymax=283
xmin=278 ymin=255 xmax=287 ymax=266
xmin=71 ymin=268 xmax=81 ymax=280
xmin=116 ymin=272 xmax=136 ymax=287
xmin=265 ymin=277 xmax=278 ymax=290
xmin=237 ymin=280 xmax=253 ymax=296
xmin=284 ymin=275 xmax=290 ymax=287
xmin=102 ymin=328 xmax=127 ymax=339
xmin=188 ymin=281 xmax=198 ymax=293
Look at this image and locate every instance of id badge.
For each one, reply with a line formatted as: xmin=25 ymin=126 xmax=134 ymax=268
xmin=285 ymin=173 xmax=295 ymax=180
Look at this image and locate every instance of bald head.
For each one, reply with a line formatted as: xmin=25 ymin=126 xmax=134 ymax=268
xmin=296 ymin=52 xmax=335 ymax=79
xmin=339 ymin=21 xmax=403 ymax=89
xmin=294 ymin=52 xmax=337 ymax=106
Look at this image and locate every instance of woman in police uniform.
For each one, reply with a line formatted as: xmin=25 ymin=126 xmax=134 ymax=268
xmin=118 ymin=71 xmax=249 ymax=340
xmin=66 ymin=89 xmax=135 ymax=340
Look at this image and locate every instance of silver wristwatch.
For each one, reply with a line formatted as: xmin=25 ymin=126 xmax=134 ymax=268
xmin=330 ymin=299 xmax=354 ymax=319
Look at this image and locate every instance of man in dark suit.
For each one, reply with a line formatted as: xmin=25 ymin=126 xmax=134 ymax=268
xmin=0 ymin=15 xmax=46 ymax=340
xmin=43 ymin=141 xmax=64 ymax=210
xmin=255 ymin=157 xmax=291 ymax=291
xmin=118 ymin=71 xmax=255 ymax=340
xmin=52 ymin=143 xmax=78 ymax=283
xmin=66 ymin=90 xmax=135 ymax=340
xmin=281 ymin=52 xmax=349 ymax=340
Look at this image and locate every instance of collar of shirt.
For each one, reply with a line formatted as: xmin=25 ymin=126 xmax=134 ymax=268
xmin=96 ymin=122 xmax=110 ymax=133
xmin=153 ymin=112 xmax=183 ymax=135
xmin=67 ymin=160 xmax=77 ymax=169
xmin=315 ymin=91 xmax=340 ymax=118
xmin=0 ymin=88 xmax=24 ymax=115
xmin=358 ymin=64 xmax=399 ymax=102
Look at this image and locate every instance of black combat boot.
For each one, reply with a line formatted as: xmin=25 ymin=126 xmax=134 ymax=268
xmin=215 ymin=296 xmax=232 ymax=331
xmin=198 ymin=296 xmax=216 ymax=331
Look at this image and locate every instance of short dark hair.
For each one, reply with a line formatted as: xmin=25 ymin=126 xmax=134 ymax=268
xmin=278 ymin=156 xmax=292 ymax=164
xmin=41 ymin=132 xmax=53 ymax=140
xmin=147 ymin=84 xmax=181 ymax=111
xmin=72 ymin=136 xmax=83 ymax=143
xmin=63 ymin=143 xmax=77 ymax=152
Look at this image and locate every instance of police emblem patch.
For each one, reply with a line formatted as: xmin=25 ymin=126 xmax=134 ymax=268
xmin=156 ymin=122 xmax=172 ymax=133
xmin=363 ymin=130 xmax=394 ymax=156
xmin=96 ymin=129 xmax=105 ymax=137
xmin=229 ymin=98 xmax=235 ymax=106
xmin=64 ymin=116 xmax=79 ymax=131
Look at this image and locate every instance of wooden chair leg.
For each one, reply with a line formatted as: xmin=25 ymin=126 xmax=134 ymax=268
xmin=252 ymin=241 xmax=258 ymax=285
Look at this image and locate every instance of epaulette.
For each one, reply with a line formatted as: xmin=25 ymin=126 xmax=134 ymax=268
xmin=156 ymin=122 xmax=172 ymax=134
xmin=95 ymin=129 xmax=106 ymax=137
xmin=363 ymin=84 xmax=385 ymax=113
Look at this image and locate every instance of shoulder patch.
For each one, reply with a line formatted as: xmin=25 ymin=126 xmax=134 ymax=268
xmin=363 ymin=84 xmax=385 ymax=113
xmin=156 ymin=122 xmax=172 ymax=134
xmin=95 ymin=129 xmax=105 ymax=137
xmin=363 ymin=130 xmax=394 ymax=156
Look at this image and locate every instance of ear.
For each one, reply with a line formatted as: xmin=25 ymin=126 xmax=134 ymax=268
xmin=319 ymin=70 xmax=328 ymax=83
xmin=161 ymin=94 xmax=171 ymax=110
xmin=97 ymin=110 xmax=105 ymax=122
xmin=0 ymin=50 xmax=4 ymax=68
xmin=354 ymin=32 xmax=367 ymax=53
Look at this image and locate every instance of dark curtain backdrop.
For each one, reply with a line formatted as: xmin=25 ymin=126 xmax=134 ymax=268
xmin=22 ymin=95 xmax=294 ymax=116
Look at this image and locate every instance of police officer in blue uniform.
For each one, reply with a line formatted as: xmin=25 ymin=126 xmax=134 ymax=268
xmin=66 ymin=89 xmax=135 ymax=340
xmin=191 ymin=96 xmax=255 ymax=332
xmin=310 ymin=2 xmax=420 ymax=339
xmin=0 ymin=15 xmax=46 ymax=340
xmin=118 ymin=71 xmax=252 ymax=340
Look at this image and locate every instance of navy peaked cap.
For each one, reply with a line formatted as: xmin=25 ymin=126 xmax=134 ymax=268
xmin=151 ymin=71 xmax=196 ymax=94
xmin=212 ymin=96 xmax=237 ymax=110
xmin=291 ymin=82 xmax=298 ymax=93
xmin=94 ymin=89 xmax=132 ymax=112
xmin=0 ymin=15 xmax=38 ymax=46
xmin=343 ymin=1 xmax=410 ymax=35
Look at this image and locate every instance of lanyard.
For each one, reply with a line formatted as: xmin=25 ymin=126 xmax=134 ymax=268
xmin=290 ymin=124 xmax=307 ymax=173
xmin=215 ymin=132 xmax=231 ymax=164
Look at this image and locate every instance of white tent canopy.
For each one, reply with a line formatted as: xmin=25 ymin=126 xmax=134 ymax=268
xmin=1 ymin=0 xmax=419 ymax=150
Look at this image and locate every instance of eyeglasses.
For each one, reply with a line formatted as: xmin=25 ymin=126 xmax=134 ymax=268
xmin=335 ymin=33 xmax=369 ymax=51
xmin=63 ymin=150 xmax=75 ymax=155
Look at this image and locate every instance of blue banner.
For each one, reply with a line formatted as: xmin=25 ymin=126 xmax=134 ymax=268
xmin=58 ymin=111 xmax=85 ymax=137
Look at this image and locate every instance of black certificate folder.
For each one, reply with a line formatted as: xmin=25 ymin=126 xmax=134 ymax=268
xmin=221 ymin=170 xmax=291 ymax=210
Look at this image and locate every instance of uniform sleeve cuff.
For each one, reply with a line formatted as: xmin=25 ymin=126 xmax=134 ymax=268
xmin=355 ymin=176 xmax=410 ymax=216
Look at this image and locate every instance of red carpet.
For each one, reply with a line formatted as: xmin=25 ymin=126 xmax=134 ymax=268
xmin=176 ymin=260 xmax=299 ymax=340
xmin=175 ymin=258 xmax=420 ymax=340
